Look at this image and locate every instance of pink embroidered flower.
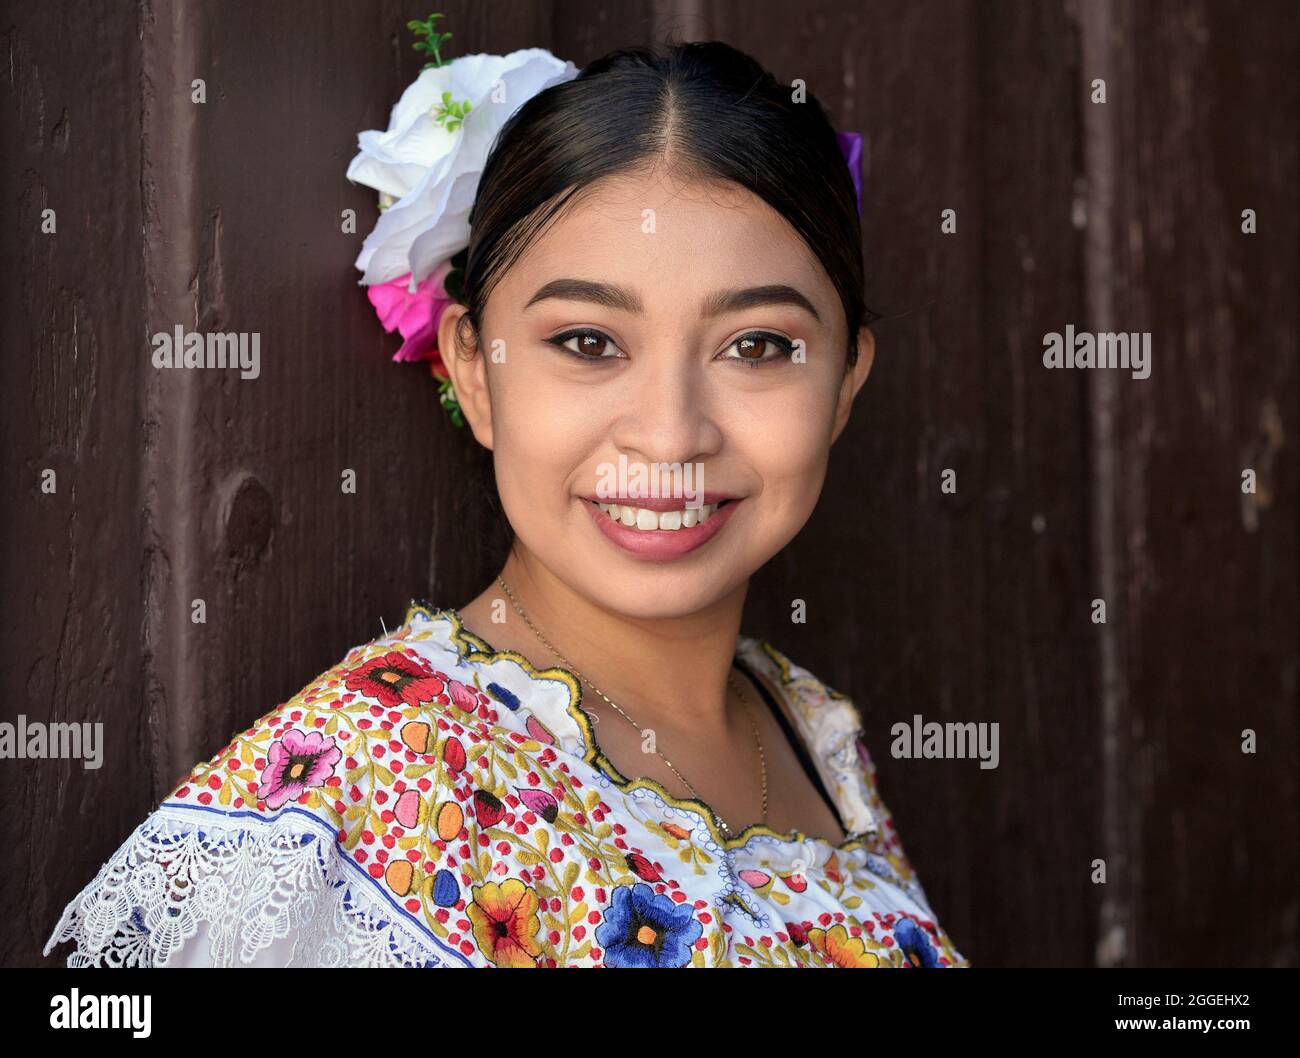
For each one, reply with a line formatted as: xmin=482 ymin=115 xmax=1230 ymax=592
xmin=366 ymin=260 xmax=455 ymax=378
xmin=256 ymin=730 xmax=342 ymax=810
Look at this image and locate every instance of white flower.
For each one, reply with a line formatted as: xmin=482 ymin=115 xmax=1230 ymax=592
xmin=348 ymin=48 xmax=578 ymax=286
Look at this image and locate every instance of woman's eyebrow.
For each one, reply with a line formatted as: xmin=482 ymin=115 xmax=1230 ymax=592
xmin=525 ymin=278 xmax=643 ymax=313
xmin=524 ymin=278 xmax=821 ymax=323
xmin=701 ymin=284 xmax=821 ymax=323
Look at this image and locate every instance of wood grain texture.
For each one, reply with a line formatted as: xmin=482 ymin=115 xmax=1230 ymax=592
xmin=1083 ymin=0 xmax=1298 ymax=967
xmin=3 ymin=0 xmax=1295 ymax=967
xmin=1 ymin=0 xmax=152 ymax=968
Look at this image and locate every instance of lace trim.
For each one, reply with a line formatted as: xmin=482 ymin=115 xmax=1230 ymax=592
xmin=43 ymin=805 xmax=470 ymax=967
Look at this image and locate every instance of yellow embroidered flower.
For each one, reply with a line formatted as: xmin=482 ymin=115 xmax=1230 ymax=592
xmin=808 ymin=923 xmax=881 ymax=967
xmin=467 ymin=879 xmax=543 ymax=967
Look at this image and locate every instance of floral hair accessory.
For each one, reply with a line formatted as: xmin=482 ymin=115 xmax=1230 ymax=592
xmin=837 ymin=131 xmax=863 ymax=212
xmin=347 ymin=14 xmax=578 ymax=425
xmin=348 ymin=18 xmax=863 ymax=426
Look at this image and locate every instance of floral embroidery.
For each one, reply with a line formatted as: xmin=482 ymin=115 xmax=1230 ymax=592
xmin=344 ymin=650 xmax=446 ymax=708
xmin=595 ymin=883 xmax=704 ymax=968
xmin=468 ymin=879 xmax=544 ymax=967
xmin=808 ymin=923 xmax=882 ymax=968
xmin=894 ymin=915 xmax=942 ymax=968
xmin=257 ymin=729 xmax=342 ymax=810
xmin=44 ymin=604 xmax=970 ymax=968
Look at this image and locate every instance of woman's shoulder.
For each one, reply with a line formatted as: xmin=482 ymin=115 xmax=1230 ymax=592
xmin=735 ymin=632 xmax=944 ymax=919
xmin=43 ymin=601 xmax=530 ymax=968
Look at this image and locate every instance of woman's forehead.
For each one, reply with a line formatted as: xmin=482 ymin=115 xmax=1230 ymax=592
xmin=491 ymin=168 xmax=835 ymax=313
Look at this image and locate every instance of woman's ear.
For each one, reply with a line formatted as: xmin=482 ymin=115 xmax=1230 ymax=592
xmin=830 ymin=325 xmax=876 ymax=445
xmin=437 ymin=303 xmax=494 ymax=450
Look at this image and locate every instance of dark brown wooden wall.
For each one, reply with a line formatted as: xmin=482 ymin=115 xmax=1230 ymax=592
xmin=2 ymin=0 xmax=1295 ymax=967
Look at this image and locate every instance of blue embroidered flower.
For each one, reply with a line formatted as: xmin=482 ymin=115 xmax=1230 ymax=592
xmin=485 ymin=681 xmax=521 ymax=711
xmin=894 ymin=916 xmax=941 ymax=967
xmin=595 ymin=882 xmax=703 ymax=967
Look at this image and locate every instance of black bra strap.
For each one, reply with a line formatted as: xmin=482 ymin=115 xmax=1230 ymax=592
xmin=732 ymin=656 xmax=845 ymax=834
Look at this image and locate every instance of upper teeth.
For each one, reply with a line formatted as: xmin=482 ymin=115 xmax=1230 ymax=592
xmin=595 ymin=501 xmax=725 ymax=531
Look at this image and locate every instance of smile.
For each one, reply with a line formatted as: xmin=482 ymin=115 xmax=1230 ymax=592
xmin=593 ymin=499 xmax=729 ymax=531
xmin=581 ymin=496 xmax=741 ymax=560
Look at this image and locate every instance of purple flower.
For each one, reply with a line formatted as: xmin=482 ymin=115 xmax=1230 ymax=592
xmin=837 ymin=130 xmax=862 ymax=213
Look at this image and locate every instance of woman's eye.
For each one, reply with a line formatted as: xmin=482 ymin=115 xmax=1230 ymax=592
xmin=721 ymin=331 xmax=796 ymax=365
xmin=547 ymin=329 xmax=624 ymax=360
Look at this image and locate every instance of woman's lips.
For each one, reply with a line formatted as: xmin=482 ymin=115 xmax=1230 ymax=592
xmin=582 ymin=497 xmax=741 ymax=560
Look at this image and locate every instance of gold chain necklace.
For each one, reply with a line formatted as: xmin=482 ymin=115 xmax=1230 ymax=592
xmin=494 ymin=575 xmax=767 ymax=837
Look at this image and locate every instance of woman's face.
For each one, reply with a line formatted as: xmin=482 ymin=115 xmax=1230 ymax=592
xmin=443 ymin=165 xmax=874 ymax=619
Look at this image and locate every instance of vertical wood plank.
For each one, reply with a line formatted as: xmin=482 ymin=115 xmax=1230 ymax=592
xmin=1085 ymin=0 xmax=1299 ymax=966
xmin=0 ymin=0 xmax=151 ymax=965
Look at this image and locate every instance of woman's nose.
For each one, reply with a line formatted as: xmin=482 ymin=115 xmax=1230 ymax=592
xmin=608 ymin=358 xmax=724 ymax=469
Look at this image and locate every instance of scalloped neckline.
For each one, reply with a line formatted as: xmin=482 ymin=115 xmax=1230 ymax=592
xmin=402 ymin=601 xmax=875 ymax=856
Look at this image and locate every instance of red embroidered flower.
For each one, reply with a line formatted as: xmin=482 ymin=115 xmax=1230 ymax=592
xmin=345 ymin=651 xmax=446 ymax=708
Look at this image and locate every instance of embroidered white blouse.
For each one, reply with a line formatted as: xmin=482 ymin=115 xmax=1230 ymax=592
xmin=45 ymin=604 xmax=969 ymax=968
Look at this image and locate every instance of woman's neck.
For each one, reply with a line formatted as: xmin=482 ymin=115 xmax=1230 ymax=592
xmin=455 ymin=544 xmax=748 ymax=734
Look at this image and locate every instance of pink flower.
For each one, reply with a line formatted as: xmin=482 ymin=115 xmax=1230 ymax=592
xmin=366 ymin=260 xmax=455 ymax=377
xmin=257 ymin=730 xmax=342 ymax=810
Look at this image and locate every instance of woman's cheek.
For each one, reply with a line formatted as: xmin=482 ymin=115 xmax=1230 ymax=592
xmin=744 ymin=393 xmax=836 ymax=537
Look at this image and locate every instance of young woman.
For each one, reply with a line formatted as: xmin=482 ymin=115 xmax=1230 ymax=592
xmin=45 ymin=40 xmax=968 ymax=969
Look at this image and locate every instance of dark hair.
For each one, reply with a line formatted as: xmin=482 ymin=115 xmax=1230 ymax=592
xmin=458 ymin=39 xmax=875 ymax=366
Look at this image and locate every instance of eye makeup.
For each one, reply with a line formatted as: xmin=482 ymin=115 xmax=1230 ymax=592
xmin=543 ymin=327 xmax=800 ymax=365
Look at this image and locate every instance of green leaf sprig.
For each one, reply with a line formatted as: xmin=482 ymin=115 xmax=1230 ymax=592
xmin=407 ymin=13 xmax=453 ymax=69
xmin=437 ymin=375 xmax=465 ymax=427
xmin=408 ymin=14 xmax=472 ymax=130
